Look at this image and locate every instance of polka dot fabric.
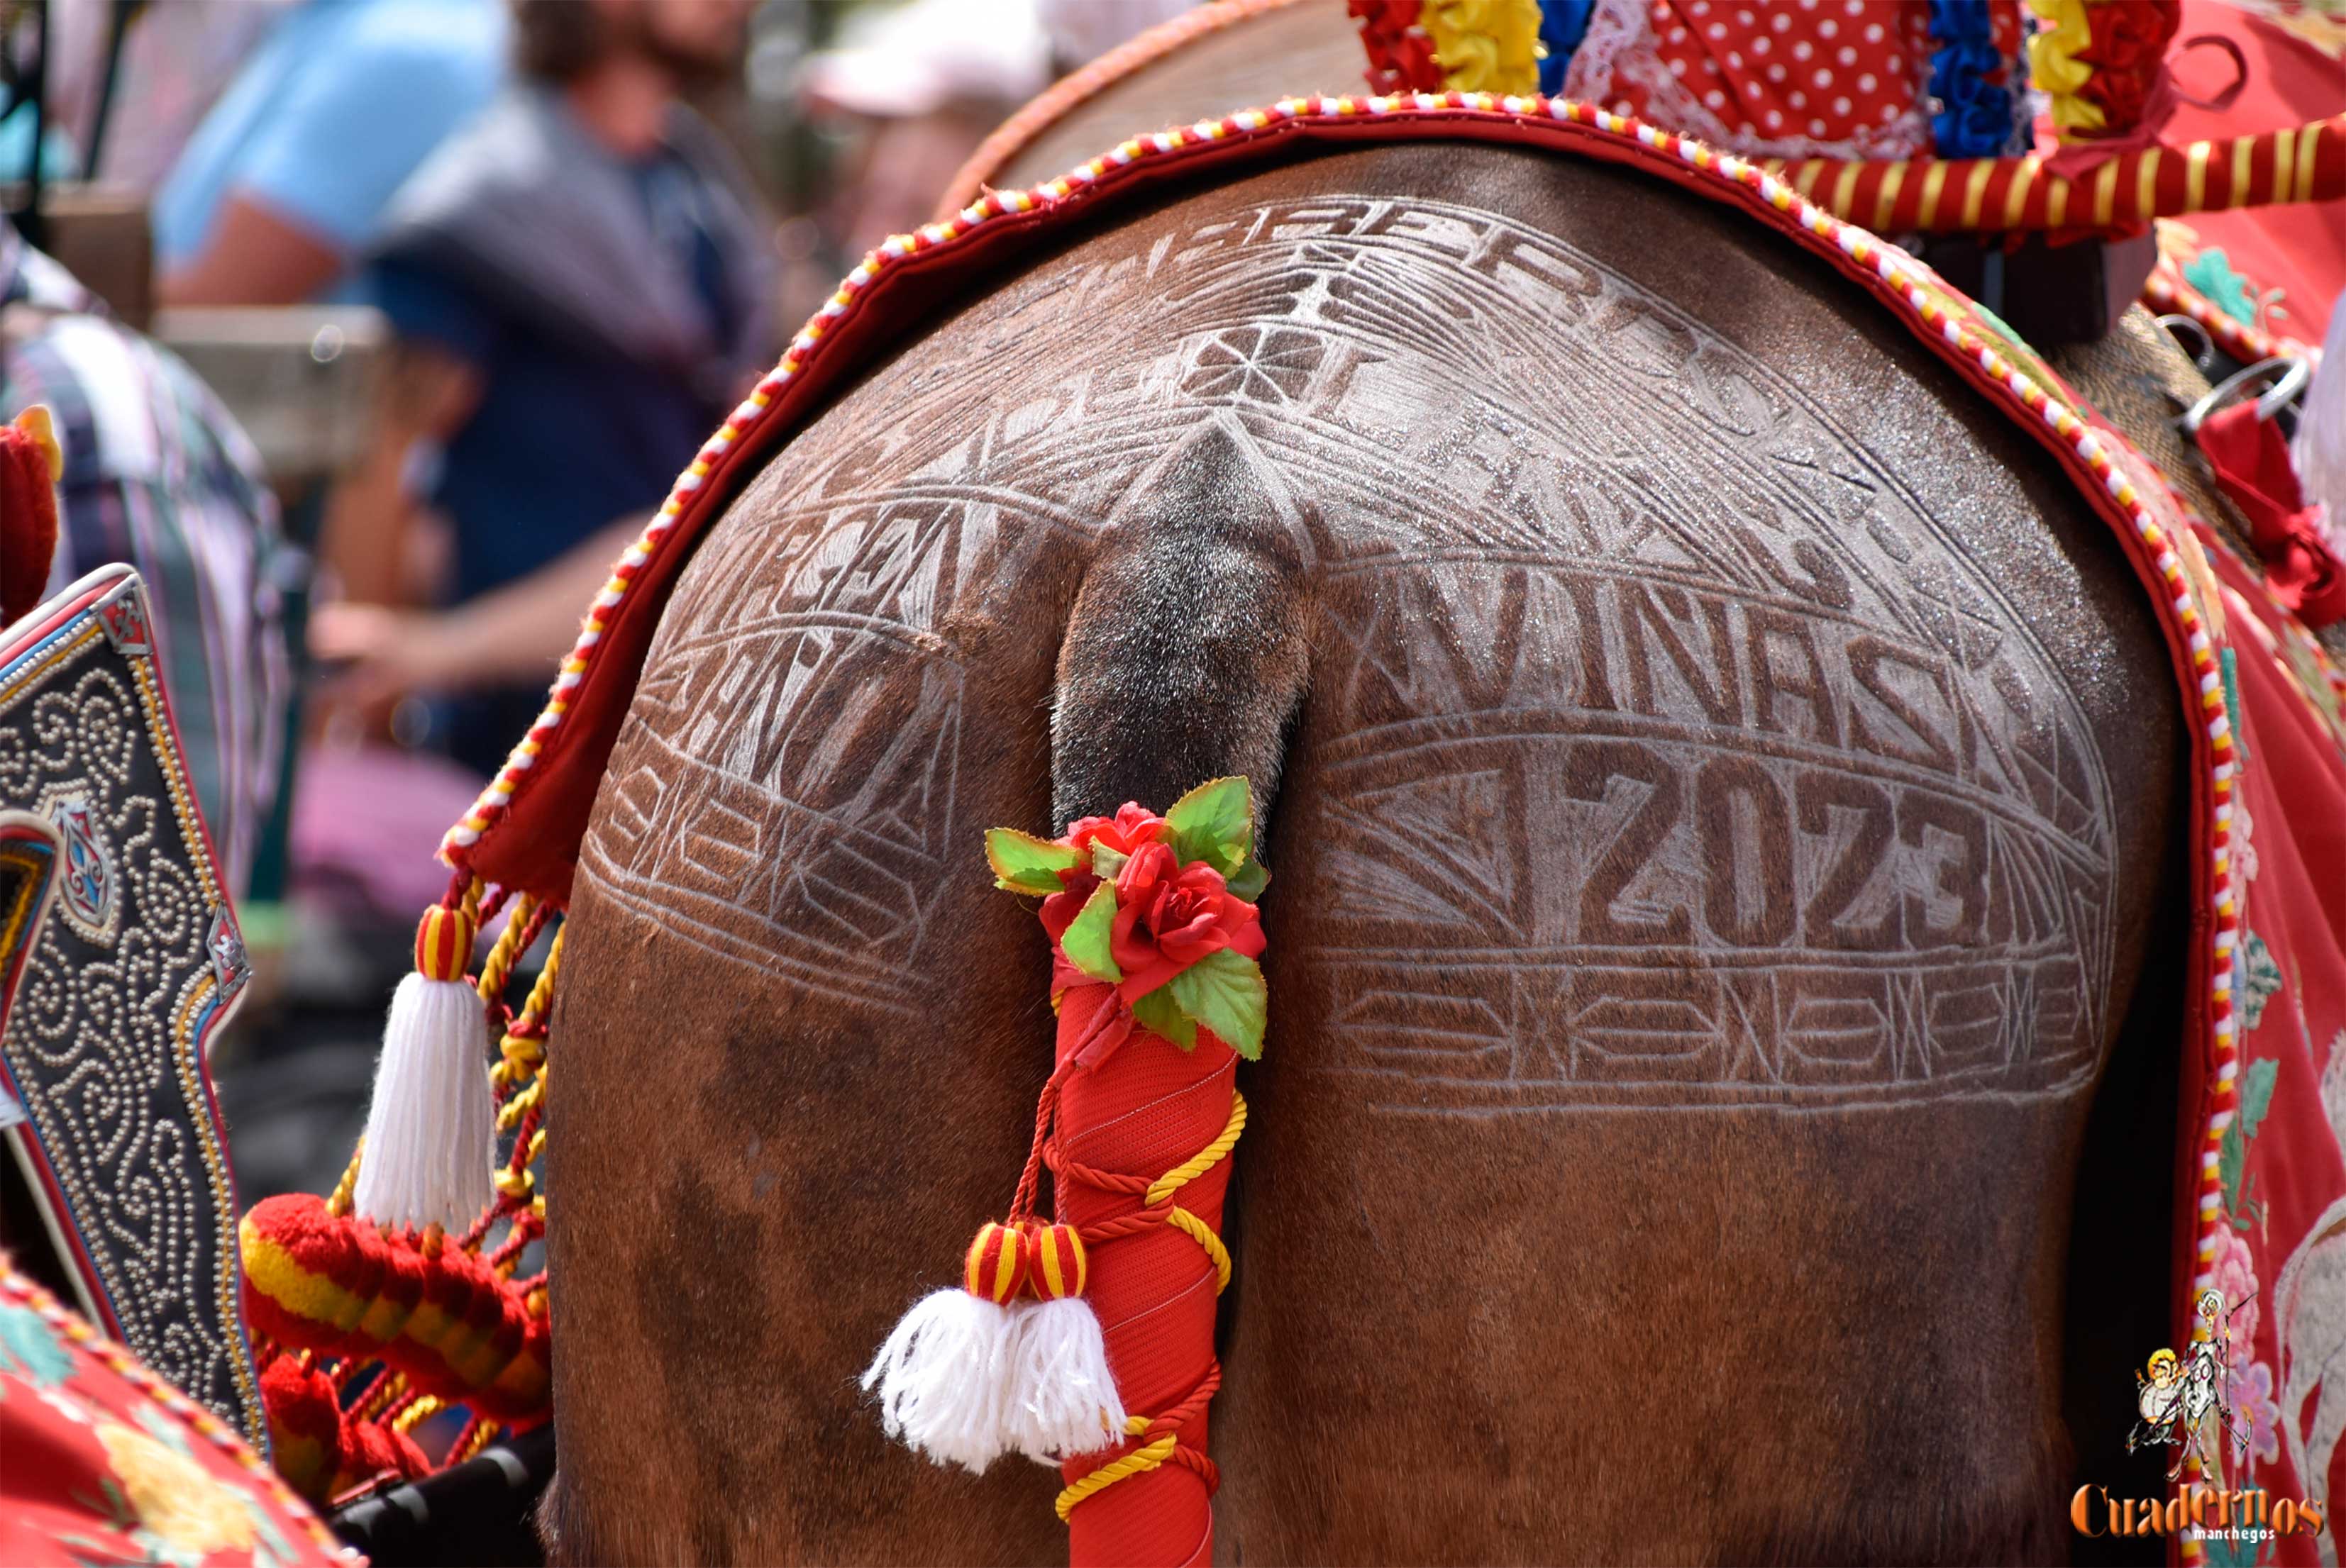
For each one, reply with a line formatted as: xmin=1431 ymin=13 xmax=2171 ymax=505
xmin=1568 ymin=0 xmax=1937 ymax=158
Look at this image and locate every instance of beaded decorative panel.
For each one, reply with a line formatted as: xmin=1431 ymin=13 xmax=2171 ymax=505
xmin=0 ymin=566 xmax=264 ymax=1451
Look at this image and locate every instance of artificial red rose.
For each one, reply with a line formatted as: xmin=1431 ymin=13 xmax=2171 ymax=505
xmin=1110 ymin=848 xmax=1264 ymax=996
xmin=1039 ymin=871 xmax=1104 ymax=998
xmin=1059 ymin=804 xmax=1168 ymax=860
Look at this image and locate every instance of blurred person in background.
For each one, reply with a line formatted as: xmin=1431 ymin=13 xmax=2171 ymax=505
xmin=150 ymin=0 xmax=507 ymax=306
xmin=799 ymin=0 xmax=1051 ymax=257
xmin=307 ymin=0 xmax=1213 ymax=740
xmin=39 ymin=0 xmax=297 ymax=195
xmin=1 ymin=215 xmax=289 ymax=899
xmin=308 ymin=0 xmax=776 ymax=777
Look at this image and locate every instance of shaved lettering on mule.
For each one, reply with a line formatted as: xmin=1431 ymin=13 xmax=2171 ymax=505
xmin=550 ymin=135 xmax=2181 ymax=1566
xmin=1244 ymin=195 xmax=2120 ymax=1112
xmin=586 ymin=189 xmax=2115 ymax=1113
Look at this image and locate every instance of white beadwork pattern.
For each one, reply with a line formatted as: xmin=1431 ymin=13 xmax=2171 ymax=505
xmin=0 ymin=582 xmax=263 ymax=1451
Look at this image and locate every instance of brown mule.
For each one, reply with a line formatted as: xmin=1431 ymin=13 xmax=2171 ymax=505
xmin=536 ymin=16 xmax=2189 ymax=1566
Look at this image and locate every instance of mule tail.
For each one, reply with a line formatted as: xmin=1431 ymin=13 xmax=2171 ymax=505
xmin=1029 ymin=422 xmax=1312 ymax=1564
xmin=866 ymin=420 xmax=1314 ymax=1554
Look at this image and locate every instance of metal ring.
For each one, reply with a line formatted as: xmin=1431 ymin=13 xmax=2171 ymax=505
xmin=2154 ymin=313 xmax=2215 ymax=372
xmin=2176 ymin=355 xmax=2311 ymax=435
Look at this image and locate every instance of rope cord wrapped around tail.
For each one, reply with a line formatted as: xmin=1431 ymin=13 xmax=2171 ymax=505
xmin=863 ymin=782 xmax=1270 ymax=1564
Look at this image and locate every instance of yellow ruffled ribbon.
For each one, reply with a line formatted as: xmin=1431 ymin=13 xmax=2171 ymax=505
xmin=1424 ymin=0 xmax=1547 ymax=96
xmin=2027 ymin=0 xmax=2108 ymax=135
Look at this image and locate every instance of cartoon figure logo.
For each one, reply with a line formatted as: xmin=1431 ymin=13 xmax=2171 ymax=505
xmin=2130 ymin=1287 xmax=2254 ymax=1484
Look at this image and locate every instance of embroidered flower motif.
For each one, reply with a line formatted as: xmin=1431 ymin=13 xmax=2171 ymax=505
xmin=35 ymin=1382 xmax=92 ymax=1426
xmin=1182 ymin=327 xmax=1326 ymax=405
xmin=0 ymin=1300 xmax=74 ymax=1388
xmin=2239 ymin=931 xmax=2283 ymax=1033
xmin=95 ymin=1418 xmax=257 ymax=1557
xmin=2235 ymin=798 xmax=2258 ymax=883
xmin=2227 ymin=1360 xmax=2282 ymax=1467
xmin=2213 ymin=1227 xmax=2260 ymax=1372
xmin=2183 ymin=249 xmax=2284 ymax=340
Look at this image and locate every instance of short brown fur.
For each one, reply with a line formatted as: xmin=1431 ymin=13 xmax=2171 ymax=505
xmin=542 ymin=14 xmax=2184 ymax=1561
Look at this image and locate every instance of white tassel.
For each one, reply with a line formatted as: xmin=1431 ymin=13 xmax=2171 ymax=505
xmin=352 ymin=904 xmax=493 ymax=1233
xmin=2293 ymin=293 xmax=2346 ymax=544
xmin=862 ymin=1288 xmax=1022 ymax=1472
xmin=1005 ymin=1294 xmax=1127 ymax=1463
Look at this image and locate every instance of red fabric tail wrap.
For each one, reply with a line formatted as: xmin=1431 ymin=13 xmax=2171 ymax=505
xmin=1052 ymin=982 xmax=1233 ymax=1568
xmin=2196 ymin=400 xmax=2346 ymax=627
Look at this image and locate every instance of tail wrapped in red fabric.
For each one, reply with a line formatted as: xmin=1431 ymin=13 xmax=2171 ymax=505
xmin=864 ymin=780 xmax=1268 ymax=1565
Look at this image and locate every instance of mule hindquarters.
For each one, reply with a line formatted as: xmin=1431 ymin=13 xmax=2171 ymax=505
xmin=546 ymin=142 xmax=2181 ymax=1564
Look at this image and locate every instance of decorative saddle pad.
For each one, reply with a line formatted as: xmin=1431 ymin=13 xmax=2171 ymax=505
xmin=0 ymin=565 xmax=264 ymax=1450
xmin=0 ymin=1264 xmax=345 ymax=1568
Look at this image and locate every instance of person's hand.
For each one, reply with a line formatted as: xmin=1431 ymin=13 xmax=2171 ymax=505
xmin=309 ymin=601 xmax=461 ymax=710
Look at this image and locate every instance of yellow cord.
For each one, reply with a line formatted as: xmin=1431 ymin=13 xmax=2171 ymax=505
xmin=326 ymin=1140 xmax=364 ymax=1218
xmin=519 ymin=925 xmax=564 ymax=1019
xmin=496 ymin=1073 xmax=544 ymax=1134
xmin=1163 ymin=1207 xmax=1232 ymax=1293
xmin=1145 ymin=1091 xmax=1246 ymax=1206
xmin=1053 ymin=1084 xmax=1246 ymax=1528
xmin=453 ymin=1418 xmax=501 ymax=1464
xmin=1053 ymin=1435 xmax=1180 ymax=1521
xmin=392 ymin=1395 xmax=444 ymax=1435
xmin=355 ymin=1370 xmax=407 ymax=1423
xmin=476 ymin=895 xmax=538 ymax=1006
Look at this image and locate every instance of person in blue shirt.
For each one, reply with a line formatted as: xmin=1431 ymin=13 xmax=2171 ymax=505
xmin=308 ymin=0 xmax=775 ymax=776
xmin=153 ymin=0 xmax=507 ymax=306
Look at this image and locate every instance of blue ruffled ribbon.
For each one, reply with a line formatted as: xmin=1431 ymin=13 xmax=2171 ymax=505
xmin=1927 ymin=0 xmax=2018 ymax=158
xmin=1539 ymin=0 xmax=1595 ymax=95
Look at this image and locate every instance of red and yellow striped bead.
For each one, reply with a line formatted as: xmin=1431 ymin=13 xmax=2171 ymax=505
xmin=1024 ymin=1223 xmax=1087 ymax=1301
xmin=963 ymin=1221 xmax=1027 ymax=1303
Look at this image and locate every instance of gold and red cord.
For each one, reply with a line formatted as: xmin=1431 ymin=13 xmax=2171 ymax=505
xmin=1020 ymin=1075 xmax=1248 ymax=1523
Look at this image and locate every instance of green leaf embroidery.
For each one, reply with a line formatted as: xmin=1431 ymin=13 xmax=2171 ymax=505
xmin=0 ymin=1301 xmax=72 ymax=1387
xmin=1165 ymin=777 xmax=1252 ymax=876
xmin=986 ymin=828 xmax=1083 ymax=895
xmin=2220 ymin=1057 xmax=2282 ymax=1223
xmin=1060 ymin=881 xmax=1122 ymax=982
xmin=1169 ymin=947 xmax=1267 ymax=1060
xmin=2240 ymin=932 xmax=2283 ymax=1033
xmin=2240 ymin=1057 xmax=2279 ymax=1140
xmin=2220 ymin=1121 xmax=2245 ymax=1219
xmin=1131 ymin=985 xmax=1198 ymax=1051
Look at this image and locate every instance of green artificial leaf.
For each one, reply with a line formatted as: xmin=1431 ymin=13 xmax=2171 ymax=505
xmin=1060 ymin=881 xmax=1122 ymax=982
xmin=2240 ymin=1057 xmax=2279 ymax=1140
xmin=1224 ymin=853 xmax=1270 ymax=903
xmin=986 ymin=828 xmax=1083 ymax=894
xmin=1165 ymin=776 xmax=1252 ymax=876
xmin=2219 ymin=1122 xmax=2245 ymax=1218
xmin=1092 ymin=842 xmax=1130 ymax=881
xmin=1131 ymin=984 xmax=1198 ymax=1051
xmin=1169 ymin=947 xmax=1267 ymax=1060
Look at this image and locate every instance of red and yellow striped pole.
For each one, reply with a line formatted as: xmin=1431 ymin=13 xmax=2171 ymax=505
xmin=1762 ymin=115 xmax=2346 ymax=235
